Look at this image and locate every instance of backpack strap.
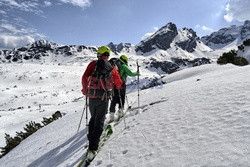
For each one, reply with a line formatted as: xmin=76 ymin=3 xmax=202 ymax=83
xmin=99 ymin=75 xmax=108 ymax=101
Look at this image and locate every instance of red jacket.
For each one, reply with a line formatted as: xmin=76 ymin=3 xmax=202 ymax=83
xmin=81 ymin=59 xmax=123 ymax=98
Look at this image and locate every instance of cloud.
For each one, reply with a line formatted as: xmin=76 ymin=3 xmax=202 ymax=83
xmin=1 ymin=23 xmax=23 ymax=34
xmin=0 ymin=1 xmax=49 ymax=49
xmin=224 ymin=14 xmax=233 ymax=22
xmin=59 ymin=0 xmax=91 ymax=8
xmin=0 ymin=10 xmax=7 ymax=15
xmin=44 ymin=1 xmax=52 ymax=7
xmin=0 ymin=0 xmax=92 ymax=49
xmin=141 ymin=27 xmax=159 ymax=40
xmin=0 ymin=0 xmax=42 ymax=15
xmin=0 ymin=23 xmax=46 ymax=49
xmin=1 ymin=23 xmax=44 ymax=36
xmin=202 ymin=26 xmax=213 ymax=32
xmin=195 ymin=25 xmax=214 ymax=33
xmin=0 ymin=35 xmax=35 ymax=49
xmin=224 ymin=0 xmax=250 ymax=22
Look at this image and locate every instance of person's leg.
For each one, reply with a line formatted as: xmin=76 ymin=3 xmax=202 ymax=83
xmin=109 ymin=89 xmax=119 ymax=113
xmin=88 ymin=98 xmax=108 ymax=151
xmin=118 ymin=83 xmax=126 ymax=109
xmin=109 ymin=89 xmax=120 ymax=121
xmin=88 ymin=98 xmax=96 ymax=140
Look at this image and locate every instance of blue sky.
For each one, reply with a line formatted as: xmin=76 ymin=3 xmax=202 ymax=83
xmin=0 ymin=0 xmax=250 ymax=49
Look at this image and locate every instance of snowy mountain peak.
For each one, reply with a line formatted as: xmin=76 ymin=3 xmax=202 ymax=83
xmin=241 ymin=20 xmax=250 ymax=39
xmin=135 ymin=22 xmax=202 ymax=53
xmin=154 ymin=22 xmax=177 ymax=36
xmin=107 ymin=42 xmax=132 ymax=53
xmin=28 ymin=39 xmax=60 ymax=49
xmin=180 ymin=27 xmax=198 ymax=39
xmin=174 ymin=28 xmax=199 ymax=52
xmin=135 ymin=22 xmax=178 ymax=53
xmin=244 ymin=20 xmax=250 ymax=27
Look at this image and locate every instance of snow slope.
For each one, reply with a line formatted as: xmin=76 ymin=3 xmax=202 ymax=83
xmin=0 ymin=63 xmax=250 ymax=166
xmin=0 ymin=63 xmax=86 ymax=147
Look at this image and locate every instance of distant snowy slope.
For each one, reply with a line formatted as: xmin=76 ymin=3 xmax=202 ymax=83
xmin=201 ymin=20 xmax=250 ymax=50
xmin=0 ymin=64 xmax=249 ymax=167
xmin=0 ymin=64 xmax=86 ymax=147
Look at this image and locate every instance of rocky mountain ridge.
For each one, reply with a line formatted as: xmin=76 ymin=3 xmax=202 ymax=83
xmin=0 ymin=39 xmax=97 ymax=64
xmin=135 ymin=23 xmax=200 ymax=53
xmin=0 ymin=21 xmax=249 ymax=74
xmin=135 ymin=22 xmax=178 ymax=53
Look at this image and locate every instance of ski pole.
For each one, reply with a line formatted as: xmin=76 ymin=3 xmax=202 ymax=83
xmin=77 ymin=96 xmax=87 ymax=133
xmin=136 ymin=60 xmax=140 ymax=111
xmin=85 ymin=96 xmax=88 ymax=127
xmin=118 ymin=89 xmax=127 ymax=129
xmin=125 ymin=95 xmax=131 ymax=109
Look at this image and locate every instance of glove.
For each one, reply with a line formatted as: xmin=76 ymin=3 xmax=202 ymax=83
xmin=81 ymin=89 xmax=87 ymax=95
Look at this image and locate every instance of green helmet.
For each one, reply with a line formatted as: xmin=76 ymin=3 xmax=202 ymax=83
xmin=97 ymin=46 xmax=111 ymax=56
xmin=120 ymin=55 xmax=128 ymax=64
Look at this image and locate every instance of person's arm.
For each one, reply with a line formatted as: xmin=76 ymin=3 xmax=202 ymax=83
xmin=81 ymin=61 xmax=96 ymax=95
xmin=123 ymin=65 xmax=138 ymax=77
xmin=112 ymin=66 xmax=123 ymax=89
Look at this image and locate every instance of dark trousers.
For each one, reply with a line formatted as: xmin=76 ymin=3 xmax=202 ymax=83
xmin=88 ymin=98 xmax=108 ymax=150
xmin=109 ymin=83 xmax=126 ymax=113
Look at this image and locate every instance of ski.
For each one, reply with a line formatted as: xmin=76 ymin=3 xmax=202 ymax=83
xmin=80 ymin=158 xmax=93 ymax=167
xmin=99 ymin=123 xmax=114 ymax=148
xmin=77 ymin=153 xmax=88 ymax=167
xmin=77 ymin=150 xmax=98 ymax=167
xmin=77 ymin=123 xmax=114 ymax=167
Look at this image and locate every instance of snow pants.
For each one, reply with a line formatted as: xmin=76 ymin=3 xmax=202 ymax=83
xmin=88 ymin=98 xmax=109 ymax=151
xmin=109 ymin=83 xmax=126 ymax=113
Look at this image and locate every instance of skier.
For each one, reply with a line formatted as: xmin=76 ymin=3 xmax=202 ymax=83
xmin=109 ymin=55 xmax=139 ymax=121
xmin=81 ymin=46 xmax=123 ymax=162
